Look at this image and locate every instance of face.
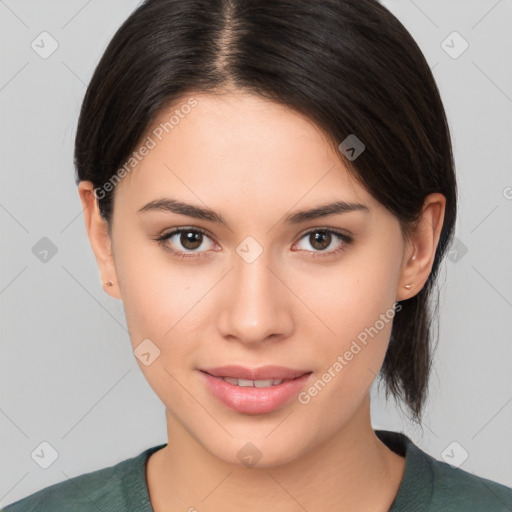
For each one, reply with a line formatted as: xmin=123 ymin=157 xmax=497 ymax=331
xmin=89 ymin=92 xmax=413 ymax=466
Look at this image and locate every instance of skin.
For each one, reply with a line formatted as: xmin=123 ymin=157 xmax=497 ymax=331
xmin=79 ymin=91 xmax=445 ymax=511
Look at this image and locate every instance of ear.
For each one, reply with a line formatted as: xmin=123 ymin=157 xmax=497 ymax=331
xmin=78 ymin=181 xmax=122 ymax=300
xmin=396 ymin=192 xmax=446 ymax=301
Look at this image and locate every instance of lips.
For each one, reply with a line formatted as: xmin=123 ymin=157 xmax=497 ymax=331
xmin=199 ymin=365 xmax=313 ymax=414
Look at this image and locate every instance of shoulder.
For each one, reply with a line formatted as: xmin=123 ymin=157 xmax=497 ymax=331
xmin=0 ymin=449 xmax=148 ymax=512
xmin=376 ymin=430 xmax=512 ymax=512
xmin=412 ymin=441 xmax=512 ymax=511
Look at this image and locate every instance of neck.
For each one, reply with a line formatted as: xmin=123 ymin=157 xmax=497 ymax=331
xmin=146 ymin=394 xmax=405 ymax=512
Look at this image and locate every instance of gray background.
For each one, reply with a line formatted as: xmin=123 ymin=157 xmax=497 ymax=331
xmin=1 ymin=0 xmax=511 ymax=507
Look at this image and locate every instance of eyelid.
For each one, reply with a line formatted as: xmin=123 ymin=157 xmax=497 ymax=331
xmin=296 ymin=226 xmax=353 ymax=242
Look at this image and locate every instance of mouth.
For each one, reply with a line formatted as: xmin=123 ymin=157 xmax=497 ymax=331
xmin=200 ymin=364 xmax=311 ymax=382
xmin=208 ymin=376 xmax=294 ymax=387
xmin=199 ymin=365 xmax=313 ymax=414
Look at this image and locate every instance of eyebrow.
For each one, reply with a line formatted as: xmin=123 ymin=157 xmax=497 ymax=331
xmin=137 ymin=198 xmax=369 ymax=226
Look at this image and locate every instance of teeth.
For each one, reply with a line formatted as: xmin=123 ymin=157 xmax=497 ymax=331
xmin=221 ymin=377 xmax=284 ymax=387
xmin=237 ymin=378 xmax=255 ymax=387
xmin=254 ymin=379 xmax=275 ymax=388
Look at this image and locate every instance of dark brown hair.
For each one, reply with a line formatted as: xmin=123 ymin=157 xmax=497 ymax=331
xmin=74 ymin=0 xmax=457 ymax=424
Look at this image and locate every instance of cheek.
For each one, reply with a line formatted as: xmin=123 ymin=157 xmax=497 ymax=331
xmin=116 ymin=261 xmax=203 ymax=408
xmin=293 ymin=265 xmax=399 ymax=434
xmin=315 ymin=255 xmax=399 ymax=335
xmin=114 ymin=236 xmax=202 ymax=338
xmin=113 ymin=242 xmax=214 ymax=391
xmin=305 ymin=246 xmax=401 ymax=382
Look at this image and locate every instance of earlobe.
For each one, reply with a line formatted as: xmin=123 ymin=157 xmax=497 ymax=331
xmin=78 ymin=181 xmax=121 ymax=300
xmin=396 ymin=193 xmax=446 ymax=302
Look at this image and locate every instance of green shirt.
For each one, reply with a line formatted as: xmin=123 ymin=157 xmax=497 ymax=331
xmin=2 ymin=430 xmax=511 ymax=511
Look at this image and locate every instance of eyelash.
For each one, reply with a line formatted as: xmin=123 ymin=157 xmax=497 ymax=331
xmin=154 ymin=227 xmax=353 ymax=261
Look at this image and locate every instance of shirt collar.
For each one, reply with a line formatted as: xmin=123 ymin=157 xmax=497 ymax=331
xmin=376 ymin=429 xmax=434 ymax=511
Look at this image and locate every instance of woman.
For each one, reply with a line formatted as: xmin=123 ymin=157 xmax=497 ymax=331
xmin=3 ymin=0 xmax=511 ymax=510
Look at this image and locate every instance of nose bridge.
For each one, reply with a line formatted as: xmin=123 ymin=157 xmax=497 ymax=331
xmin=217 ymin=244 xmax=291 ymax=344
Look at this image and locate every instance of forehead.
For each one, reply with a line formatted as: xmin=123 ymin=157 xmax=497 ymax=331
xmin=114 ymin=92 xmax=373 ymax=211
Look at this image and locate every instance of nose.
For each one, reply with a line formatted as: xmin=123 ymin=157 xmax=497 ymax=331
xmin=217 ymin=250 xmax=294 ymax=346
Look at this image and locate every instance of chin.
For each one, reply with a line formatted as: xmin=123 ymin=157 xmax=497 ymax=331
xmin=199 ymin=430 xmax=309 ymax=469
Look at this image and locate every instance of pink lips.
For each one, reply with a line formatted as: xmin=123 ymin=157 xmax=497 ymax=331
xmin=199 ymin=365 xmax=312 ymax=414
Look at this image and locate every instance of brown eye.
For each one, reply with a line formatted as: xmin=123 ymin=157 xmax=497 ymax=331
xmin=155 ymin=227 xmax=217 ymax=258
xmin=180 ymin=230 xmax=203 ymax=250
xmin=309 ymin=231 xmax=332 ymax=251
xmin=293 ymin=228 xmax=353 ymax=258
